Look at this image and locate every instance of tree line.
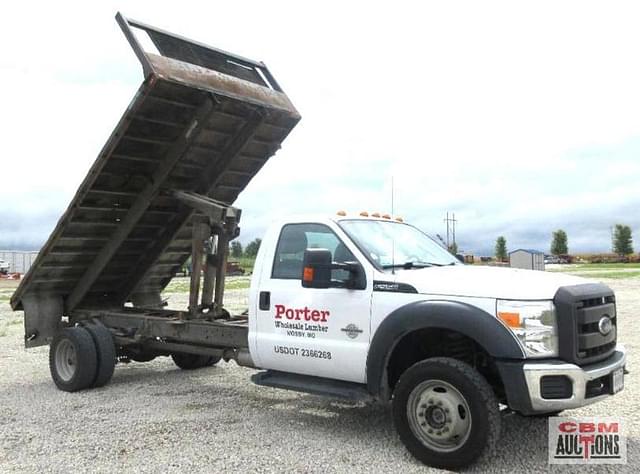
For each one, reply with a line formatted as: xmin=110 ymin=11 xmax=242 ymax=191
xmin=494 ymin=224 xmax=634 ymax=260
xmin=229 ymin=238 xmax=262 ymax=259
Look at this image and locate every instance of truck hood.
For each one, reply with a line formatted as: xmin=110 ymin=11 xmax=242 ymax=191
xmin=391 ymin=265 xmax=591 ymax=300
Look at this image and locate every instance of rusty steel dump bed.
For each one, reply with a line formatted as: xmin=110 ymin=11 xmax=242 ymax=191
xmin=11 ymin=13 xmax=299 ymax=347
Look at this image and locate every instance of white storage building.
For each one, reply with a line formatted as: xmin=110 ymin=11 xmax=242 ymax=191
xmin=0 ymin=251 xmax=39 ymax=273
xmin=509 ymin=249 xmax=545 ymax=271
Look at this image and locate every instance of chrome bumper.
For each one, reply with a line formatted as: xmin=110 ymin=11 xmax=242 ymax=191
xmin=522 ymin=345 xmax=626 ymax=412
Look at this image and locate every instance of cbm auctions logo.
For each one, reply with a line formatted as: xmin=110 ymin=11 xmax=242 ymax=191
xmin=549 ymin=417 xmax=626 ymax=464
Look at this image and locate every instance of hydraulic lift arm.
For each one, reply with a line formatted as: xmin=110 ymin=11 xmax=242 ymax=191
xmin=172 ymin=191 xmax=241 ymax=319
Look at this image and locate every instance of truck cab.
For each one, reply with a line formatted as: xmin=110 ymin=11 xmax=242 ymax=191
xmin=248 ymin=213 xmax=626 ymax=467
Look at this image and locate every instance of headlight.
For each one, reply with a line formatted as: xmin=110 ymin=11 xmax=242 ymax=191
xmin=496 ymin=300 xmax=558 ymax=358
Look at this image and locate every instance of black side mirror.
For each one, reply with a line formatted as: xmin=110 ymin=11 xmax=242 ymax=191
xmin=302 ymin=248 xmax=366 ymax=289
xmin=302 ymin=248 xmax=332 ymax=288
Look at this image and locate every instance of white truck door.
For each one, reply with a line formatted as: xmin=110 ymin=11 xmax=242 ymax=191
xmin=253 ymin=222 xmax=371 ymax=383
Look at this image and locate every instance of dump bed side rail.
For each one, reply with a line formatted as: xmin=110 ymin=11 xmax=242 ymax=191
xmin=11 ymin=13 xmax=300 ymax=348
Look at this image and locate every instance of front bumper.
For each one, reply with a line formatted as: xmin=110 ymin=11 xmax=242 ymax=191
xmin=497 ymin=345 xmax=627 ymax=415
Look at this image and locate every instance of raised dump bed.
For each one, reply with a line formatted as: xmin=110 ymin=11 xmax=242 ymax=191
xmin=11 ymin=13 xmax=300 ymax=348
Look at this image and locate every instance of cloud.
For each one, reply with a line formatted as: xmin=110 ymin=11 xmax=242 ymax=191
xmin=1 ymin=0 xmax=639 ymax=257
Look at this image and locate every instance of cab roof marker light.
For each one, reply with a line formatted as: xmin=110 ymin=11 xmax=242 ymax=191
xmin=359 ymin=211 xmax=369 ymax=217
xmin=371 ymin=212 xmax=381 ymax=218
xmin=382 ymin=214 xmax=391 ymax=219
xmin=336 ymin=210 xmax=347 ymax=216
xmin=395 ymin=216 xmax=404 ymax=222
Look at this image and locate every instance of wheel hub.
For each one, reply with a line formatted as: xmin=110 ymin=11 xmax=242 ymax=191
xmin=425 ymin=405 xmax=446 ymax=428
xmin=54 ymin=339 xmax=77 ymax=382
xmin=407 ymin=379 xmax=473 ymax=452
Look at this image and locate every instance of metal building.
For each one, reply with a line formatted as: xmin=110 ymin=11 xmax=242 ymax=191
xmin=0 ymin=251 xmax=39 ymax=273
xmin=509 ymin=249 xmax=545 ymax=271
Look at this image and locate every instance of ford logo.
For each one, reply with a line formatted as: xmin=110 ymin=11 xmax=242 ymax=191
xmin=598 ymin=316 xmax=613 ymax=336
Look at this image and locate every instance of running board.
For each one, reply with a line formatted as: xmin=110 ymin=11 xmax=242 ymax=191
xmin=251 ymin=370 xmax=373 ymax=402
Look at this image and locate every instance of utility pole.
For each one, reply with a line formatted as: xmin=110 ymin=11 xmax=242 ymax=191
xmin=444 ymin=212 xmax=449 ymax=247
xmin=452 ymin=212 xmax=456 ymax=248
xmin=443 ymin=212 xmax=458 ymax=249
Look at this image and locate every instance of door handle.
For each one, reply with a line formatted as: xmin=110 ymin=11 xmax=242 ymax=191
xmin=259 ymin=291 xmax=270 ymax=310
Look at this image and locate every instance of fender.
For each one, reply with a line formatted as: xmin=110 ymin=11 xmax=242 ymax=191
xmin=366 ymin=299 xmax=525 ymax=398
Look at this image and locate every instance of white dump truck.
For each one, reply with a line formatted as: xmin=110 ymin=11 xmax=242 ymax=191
xmin=11 ymin=13 xmax=626 ymax=469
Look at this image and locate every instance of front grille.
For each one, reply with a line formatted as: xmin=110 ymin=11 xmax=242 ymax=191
xmin=576 ymin=296 xmax=617 ymax=360
xmin=555 ymin=284 xmax=618 ymax=366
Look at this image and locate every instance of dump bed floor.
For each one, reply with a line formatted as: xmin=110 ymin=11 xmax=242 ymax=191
xmin=12 ymin=14 xmax=299 ymax=317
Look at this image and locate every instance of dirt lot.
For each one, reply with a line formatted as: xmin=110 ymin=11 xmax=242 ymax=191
xmin=0 ymin=277 xmax=637 ymax=473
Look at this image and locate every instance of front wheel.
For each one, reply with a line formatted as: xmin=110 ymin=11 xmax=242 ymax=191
xmin=392 ymin=357 xmax=500 ymax=469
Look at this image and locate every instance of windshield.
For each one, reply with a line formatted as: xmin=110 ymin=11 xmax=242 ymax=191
xmin=339 ymin=219 xmax=460 ymax=269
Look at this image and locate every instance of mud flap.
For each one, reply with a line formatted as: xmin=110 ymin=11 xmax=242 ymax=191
xmin=21 ymin=295 xmax=64 ymax=348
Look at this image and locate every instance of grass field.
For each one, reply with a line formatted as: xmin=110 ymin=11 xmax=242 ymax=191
xmin=163 ymin=276 xmax=251 ymax=294
xmin=555 ymin=262 xmax=640 ymax=270
xmin=234 ymin=257 xmax=256 ymax=273
xmin=0 ymin=280 xmax=17 ymax=303
xmin=548 ymin=262 xmax=640 ymax=279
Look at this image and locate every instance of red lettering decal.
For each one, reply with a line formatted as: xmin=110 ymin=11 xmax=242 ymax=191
xmin=559 ymin=422 xmax=576 ymax=433
xmin=273 ymin=305 xmax=331 ymax=324
xmin=598 ymin=423 xmax=618 ymax=433
xmin=580 ymin=423 xmax=595 ymax=433
xmin=579 ymin=434 xmax=595 ymax=459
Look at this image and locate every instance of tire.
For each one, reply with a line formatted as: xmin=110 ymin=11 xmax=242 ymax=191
xmin=84 ymin=323 xmax=116 ymax=388
xmin=130 ymin=352 xmax=157 ymax=363
xmin=392 ymin=357 xmax=501 ymax=469
xmin=171 ymin=353 xmax=214 ymax=370
xmin=205 ymin=356 xmax=222 ymax=366
xmin=49 ymin=327 xmax=98 ymax=392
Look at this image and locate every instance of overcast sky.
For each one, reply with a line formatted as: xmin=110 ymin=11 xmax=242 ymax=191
xmin=1 ymin=1 xmax=639 ymax=255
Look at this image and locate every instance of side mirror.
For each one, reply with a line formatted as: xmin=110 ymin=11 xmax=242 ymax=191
xmin=302 ymin=248 xmax=365 ymax=289
xmin=301 ymin=248 xmax=332 ymax=288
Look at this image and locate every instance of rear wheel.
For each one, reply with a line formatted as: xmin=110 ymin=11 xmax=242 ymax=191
xmin=392 ymin=357 xmax=500 ymax=469
xmin=49 ymin=327 xmax=98 ymax=392
xmin=171 ymin=353 xmax=219 ymax=370
xmin=205 ymin=356 xmax=222 ymax=366
xmin=84 ymin=323 xmax=116 ymax=388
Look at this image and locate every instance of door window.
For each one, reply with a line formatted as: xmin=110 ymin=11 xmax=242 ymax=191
xmin=272 ymin=223 xmax=356 ymax=280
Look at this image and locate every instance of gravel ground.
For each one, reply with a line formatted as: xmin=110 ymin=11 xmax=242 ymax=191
xmin=0 ymin=278 xmax=637 ymax=473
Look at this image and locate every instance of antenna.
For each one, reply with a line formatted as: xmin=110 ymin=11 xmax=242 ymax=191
xmin=391 ymin=176 xmax=395 ymax=275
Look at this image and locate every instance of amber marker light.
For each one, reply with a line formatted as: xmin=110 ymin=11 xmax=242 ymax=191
xmin=382 ymin=214 xmax=391 ymax=219
xmin=395 ymin=216 xmax=404 ymax=222
xmin=371 ymin=212 xmax=381 ymax=218
xmin=359 ymin=211 xmax=369 ymax=217
xmin=303 ymin=267 xmax=314 ymax=282
xmin=498 ymin=311 xmax=521 ymax=328
xmin=336 ymin=210 xmax=347 ymax=216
